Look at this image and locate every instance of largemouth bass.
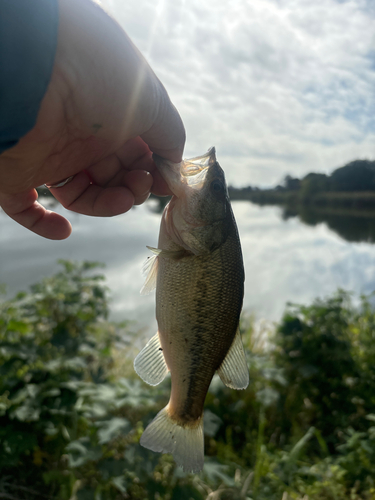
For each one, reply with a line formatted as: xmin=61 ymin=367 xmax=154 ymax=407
xmin=134 ymin=147 xmax=248 ymax=473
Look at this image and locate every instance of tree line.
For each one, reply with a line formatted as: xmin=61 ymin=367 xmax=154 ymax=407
xmin=282 ymin=159 xmax=375 ymax=196
xmin=229 ymin=159 xmax=375 ymax=198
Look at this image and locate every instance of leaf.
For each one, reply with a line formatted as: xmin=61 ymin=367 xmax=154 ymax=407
xmin=202 ymin=459 xmax=234 ymax=486
xmin=204 ymin=410 xmax=223 ymax=437
xmin=256 ymin=387 xmax=279 ymax=407
xmin=41 ymin=387 xmax=61 ymax=398
xmin=7 ymin=319 xmax=30 ymax=334
xmin=12 ymin=404 xmax=41 ymax=421
xmin=66 ymin=439 xmax=102 ymax=467
xmin=96 ymin=418 xmax=131 ymax=445
xmin=111 ymin=476 xmax=128 ymax=493
xmin=26 ymin=384 xmax=40 ymax=398
xmin=287 ymin=426 xmax=316 ymax=464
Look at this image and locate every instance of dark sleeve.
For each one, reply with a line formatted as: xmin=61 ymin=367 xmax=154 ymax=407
xmin=0 ymin=0 xmax=59 ymax=154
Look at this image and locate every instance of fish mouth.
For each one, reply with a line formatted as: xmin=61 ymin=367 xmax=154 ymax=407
xmin=181 ymin=147 xmax=217 ymax=190
xmin=153 ymin=147 xmax=217 ymax=195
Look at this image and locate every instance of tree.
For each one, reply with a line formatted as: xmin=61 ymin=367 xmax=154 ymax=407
xmin=283 ymin=175 xmax=301 ymax=191
xmin=330 ymin=160 xmax=375 ymax=192
xmin=300 ymin=172 xmax=329 ymax=196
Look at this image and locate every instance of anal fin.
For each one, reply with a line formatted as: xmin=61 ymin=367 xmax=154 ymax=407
xmin=134 ymin=331 xmax=169 ymax=386
xmin=217 ymin=328 xmax=249 ymax=390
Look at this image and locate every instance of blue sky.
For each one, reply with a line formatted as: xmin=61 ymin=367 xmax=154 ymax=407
xmin=101 ymin=0 xmax=375 ymax=187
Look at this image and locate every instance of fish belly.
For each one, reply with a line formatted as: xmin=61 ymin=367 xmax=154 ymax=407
xmin=156 ymin=234 xmax=243 ymax=425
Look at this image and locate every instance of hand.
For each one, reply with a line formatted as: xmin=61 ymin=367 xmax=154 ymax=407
xmin=0 ymin=0 xmax=185 ymax=240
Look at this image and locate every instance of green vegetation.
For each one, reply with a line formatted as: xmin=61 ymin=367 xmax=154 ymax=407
xmin=228 ymin=159 xmax=375 ymax=244
xmin=1 ymin=262 xmax=375 ymax=499
xmin=229 ymin=159 xmax=375 ymax=211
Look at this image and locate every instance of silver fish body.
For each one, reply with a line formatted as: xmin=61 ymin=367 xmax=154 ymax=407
xmin=134 ymin=148 xmax=248 ymax=472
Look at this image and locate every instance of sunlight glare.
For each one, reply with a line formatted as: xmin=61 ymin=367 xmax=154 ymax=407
xmin=144 ymin=0 xmax=166 ymax=59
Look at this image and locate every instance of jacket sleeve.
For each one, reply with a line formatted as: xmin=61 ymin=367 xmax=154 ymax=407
xmin=0 ymin=0 xmax=58 ymax=154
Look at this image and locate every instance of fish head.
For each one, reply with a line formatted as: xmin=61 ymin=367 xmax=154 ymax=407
xmin=154 ymin=148 xmax=231 ymax=254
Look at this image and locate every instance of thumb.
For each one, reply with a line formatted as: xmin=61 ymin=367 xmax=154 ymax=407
xmin=141 ymin=91 xmax=186 ymax=164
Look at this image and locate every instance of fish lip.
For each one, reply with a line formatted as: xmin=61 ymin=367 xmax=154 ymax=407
xmin=152 ymin=147 xmax=216 ymax=196
xmin=152 ymin=153 xmax=183 ymax=196
xmin=181 ymin=147 xmax=216 ymax=181
xmin=153 ymin=148 xmax=217 ymax=195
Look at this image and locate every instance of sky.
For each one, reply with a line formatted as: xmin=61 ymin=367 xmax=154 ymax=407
xmin=100 ymin=0 xmax=375 ymax=187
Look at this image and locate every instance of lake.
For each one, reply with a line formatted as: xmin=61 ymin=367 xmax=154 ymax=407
xmin=2 ymin=198 xmax=375 ymax=338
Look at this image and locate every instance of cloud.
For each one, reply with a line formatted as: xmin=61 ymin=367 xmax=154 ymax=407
xmin=102 ymin=0 xmax=375 ymax=186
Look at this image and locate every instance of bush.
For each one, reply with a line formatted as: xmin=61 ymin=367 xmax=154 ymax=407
xmin=0 ymin=261 xmax=198 ymax=499
xmin=2 ymin=263 xmax=375 ymax=499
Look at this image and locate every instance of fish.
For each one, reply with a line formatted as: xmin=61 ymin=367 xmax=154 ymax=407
xmin=134 ymin=147 xmax=249 ymax=473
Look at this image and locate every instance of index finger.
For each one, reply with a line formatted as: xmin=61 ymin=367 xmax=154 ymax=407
xmin=50 ymin=167 xmax=153 ymax=215
xmin=0 ymin=189 xmax=72 ymax=240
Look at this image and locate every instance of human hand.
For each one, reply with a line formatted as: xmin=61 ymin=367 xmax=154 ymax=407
xmin=0 ymin=0 xmax=185 ymax=240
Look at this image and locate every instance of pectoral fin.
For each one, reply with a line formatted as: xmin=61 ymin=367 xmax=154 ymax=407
xmin=134 ymin=331 xmax=169 ymax=386
xmin=140 ymin=246 xmax=187 ymax=295
xmin=147 ymin=246 xmax=187 ymax=259
xmin=217 ymin=328 xmax=249 ymax=390
xmin=140 ymin=254 xmax=159 ymax=295
xmin=146 ymin=246 xmax=162 ymax=255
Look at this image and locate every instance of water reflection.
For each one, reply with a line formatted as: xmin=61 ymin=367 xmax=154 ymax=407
xmin=36 ymin=189 xmax=375 ymax=245
xmin=1 ymin=200 xmax=375 ymax=336
xmin=282 ymin=206 xmax=375 ymax=244
xmin=150 ymin=192 xmax=375 ymax=246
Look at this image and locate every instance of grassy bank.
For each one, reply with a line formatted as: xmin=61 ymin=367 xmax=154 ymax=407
xmin=2 ymin=262 xmax=375 ymax=499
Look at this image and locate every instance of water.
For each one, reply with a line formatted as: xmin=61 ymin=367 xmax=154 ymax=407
xmin=1 ymin=199 xmax=375 ymax=336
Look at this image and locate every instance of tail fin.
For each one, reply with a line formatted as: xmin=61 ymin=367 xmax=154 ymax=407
xmin=140 ymin=406 xmax=204 ymax=473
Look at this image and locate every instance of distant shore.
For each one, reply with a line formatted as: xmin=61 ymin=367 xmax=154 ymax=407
xmin=38 ymin=185 xmax=375 ymax=212
xmin=228 ymin=188 xmax=375 ymax=211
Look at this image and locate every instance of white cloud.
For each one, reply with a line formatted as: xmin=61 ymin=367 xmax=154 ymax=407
xmin=102 ymin=0 xmax=375 ymax=186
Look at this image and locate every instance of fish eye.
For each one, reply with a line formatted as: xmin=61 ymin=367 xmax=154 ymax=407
xmin=211 ymin=180 xmax=225 ymax=194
